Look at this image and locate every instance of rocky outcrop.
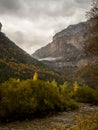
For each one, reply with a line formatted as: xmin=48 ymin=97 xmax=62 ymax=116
xmin=0 ymin=22 xmax=2 ymax=32
xmin=32 ymin=20 xmax=94 ymax=68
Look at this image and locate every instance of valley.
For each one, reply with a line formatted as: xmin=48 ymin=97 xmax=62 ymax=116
xmin=0 ymin=0 xmax=98 ymax=129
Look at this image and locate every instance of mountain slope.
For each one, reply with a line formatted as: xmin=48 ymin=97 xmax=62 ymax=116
xmin=0 ymin=32 xmax=64 ymax=83
xmin=32 ymin=20 xmax=95 ymax=68
xmin=32 ymin=20 xmax=98 ymax=88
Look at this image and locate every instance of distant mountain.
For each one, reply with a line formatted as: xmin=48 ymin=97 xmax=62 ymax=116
xmin=32 ymin=20 xmax=95 ymax=68
xmin=0 ymin=30 xmax=64 ymax=83
xmin=32 ymin=20 xmax=98 ymax=87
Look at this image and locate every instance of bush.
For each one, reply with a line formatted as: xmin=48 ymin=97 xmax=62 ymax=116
xmin=74 ymin=86 xmax=98 ymax=105
xmin=0 ymin=78 xmax=78 ymax=122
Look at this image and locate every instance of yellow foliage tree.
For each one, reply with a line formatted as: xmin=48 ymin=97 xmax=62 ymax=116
xmin=33 ymin=72 xmax=38 ymax=81
xmin=17 ymin=78 xmax=20 ymax=82
xmin=73 ymin=81 xmax=79 ymax=92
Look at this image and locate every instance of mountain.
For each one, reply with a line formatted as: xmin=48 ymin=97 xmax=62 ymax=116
xmin=32 ymin=20 xmax=98 ymax=88
xmin=0 ymin=26 xmax=65 ymax=83
xmin=32 ymin=20 xmax=95 ymax=68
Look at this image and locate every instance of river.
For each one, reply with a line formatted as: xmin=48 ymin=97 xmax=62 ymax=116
xmin=0 ymin=103 xmax=98 ymax=130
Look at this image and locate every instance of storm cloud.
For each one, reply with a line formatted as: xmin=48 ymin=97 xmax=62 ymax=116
xmin=0 ymin=0 xmax=92 ymax=54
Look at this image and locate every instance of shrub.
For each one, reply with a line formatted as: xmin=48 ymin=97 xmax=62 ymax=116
xmin=47 ymin=112 xmax=98 ymax=130
xmin=74 ymin=86 xmax=98 ymax=105
xmin=0 ymin=78 xmax=78 ymax=121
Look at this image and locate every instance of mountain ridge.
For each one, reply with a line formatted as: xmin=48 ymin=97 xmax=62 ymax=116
xmin=0 ymin=29 xmax=65 ymax=83
xmin=32 ymin=20 xmax=95 ymax=68
xmin=32 ymin=19 xmax=98 ymax=87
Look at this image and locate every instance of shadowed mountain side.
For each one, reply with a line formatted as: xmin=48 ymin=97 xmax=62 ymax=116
xmin=0 ymin=31 xmax=65 ymax=83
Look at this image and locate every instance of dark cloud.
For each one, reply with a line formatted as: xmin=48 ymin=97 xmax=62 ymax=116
xmin=0 ymin=0 xmax=91 ymax=19
xmin=0 ymin=0 xmax=92 ymax=53
xmin=75 ymin=0 xmax=91 ymax=4
xmin=0 ymin=0 xmax=21 ymax=15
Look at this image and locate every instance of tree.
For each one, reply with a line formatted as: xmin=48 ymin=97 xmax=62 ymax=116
xmin=73 ymin=81 xmax=79 ymax=92
xmin=33 ymin=72 xmax=38 ymax=81
xmin=84 ymin=0 xmax=98 ymax=88
xmin=86 ymin=0 xmax=98 ymax=20
xmin=85 ymin=0 xmax=98 ymax=57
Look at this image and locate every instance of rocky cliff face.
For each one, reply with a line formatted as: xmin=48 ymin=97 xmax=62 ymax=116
xmin=32 ymin=20 xmax=94 ymax=68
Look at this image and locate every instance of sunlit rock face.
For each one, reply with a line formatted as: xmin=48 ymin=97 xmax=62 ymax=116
xmin=32 ymin=20 xmax=94 ymax=68
xmin=0 ymin=22 xmax=2 ymax=32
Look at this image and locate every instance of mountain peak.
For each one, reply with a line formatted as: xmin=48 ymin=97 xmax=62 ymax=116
xmin=53 ymin=20 xmax=92 ymax=41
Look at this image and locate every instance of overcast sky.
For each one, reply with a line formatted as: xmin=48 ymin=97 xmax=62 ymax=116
xmin=0 ymin=0 xmax=92 ymax=54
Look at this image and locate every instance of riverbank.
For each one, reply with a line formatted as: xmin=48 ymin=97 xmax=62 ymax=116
xmin=0 ymin=103 xmax=98 ymax=130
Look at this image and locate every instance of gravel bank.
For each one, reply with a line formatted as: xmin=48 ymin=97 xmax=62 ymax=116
xmin=0 ymin=103 xmax=98 ymax=130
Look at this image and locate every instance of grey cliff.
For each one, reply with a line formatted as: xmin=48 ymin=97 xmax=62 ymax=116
xmin=32 ymin=20 xmax=94 ymax=68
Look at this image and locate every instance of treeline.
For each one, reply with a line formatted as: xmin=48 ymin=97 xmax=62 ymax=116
xmin=0 ymin=78 xmax=98 ymax=122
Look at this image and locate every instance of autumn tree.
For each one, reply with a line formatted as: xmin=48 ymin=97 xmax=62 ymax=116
xmin=85 ymin=0 xmax=98 ymax=57
xmin=84 ymin=0 xmax=98 ymax=88
xmin=33 ymin=72 xmax=38 ymax=81
xmin=73 ymin=81 xmax=79 ymax=92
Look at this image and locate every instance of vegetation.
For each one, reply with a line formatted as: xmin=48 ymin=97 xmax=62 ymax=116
xmin=74 ymin=85 xmax=98 ymax=105
xmin=73 ymin=0 xmax=98 ymax=88
xmin=0 ymin=75 xmax=98 ymax=122
xmin=85 ymin=0 xmax=98 ymax=56
xmin=0 ymin=32 xmax=65 ymax=83
xmin=33 ymin=72 xmax=38 ymax=81
xmin=47 ymin=112 xmax=98 ymax=130
xmin=0 ymin=1 xmax=98 ymax=129
xmin=76 ymin=65 xmax=98 ymax=88
xmin=83 ymin=0 xmax=98 ymax=88
xmin=0 ymin=78 xmax=78 ymax=122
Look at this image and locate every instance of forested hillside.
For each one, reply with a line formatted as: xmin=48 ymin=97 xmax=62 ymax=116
xmin=0 ymin=32 xmax=65 ymax=83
